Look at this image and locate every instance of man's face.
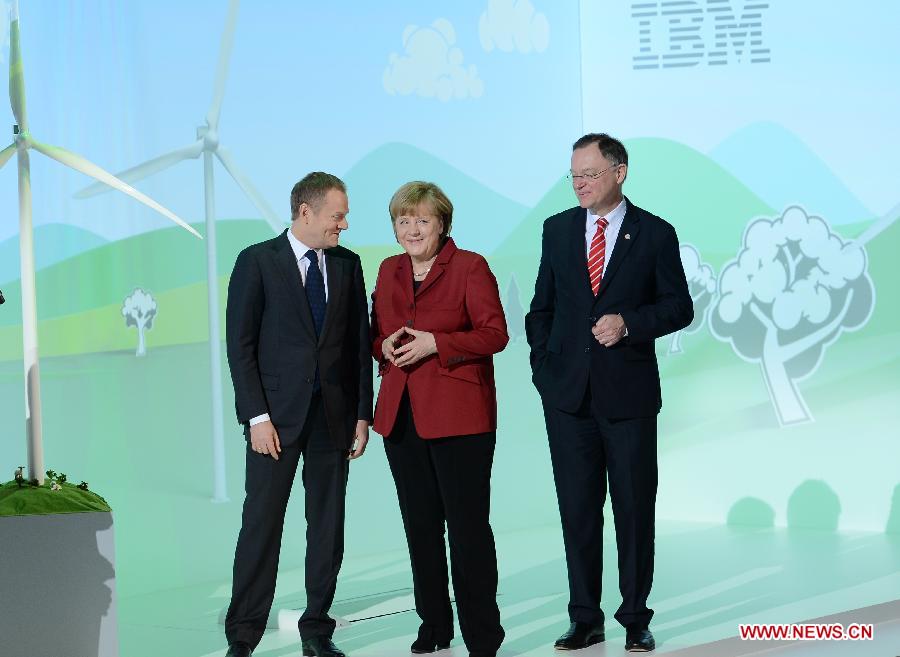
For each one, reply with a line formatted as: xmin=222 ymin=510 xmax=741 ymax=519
xmin=570 ymin=146 xmax=626 ymax=214
xmin=297 ymin=188 xmax=349 ymax=249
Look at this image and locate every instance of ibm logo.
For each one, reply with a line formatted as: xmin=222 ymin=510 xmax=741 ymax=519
xmin=632 ymin=0 xmax=771 ymax=70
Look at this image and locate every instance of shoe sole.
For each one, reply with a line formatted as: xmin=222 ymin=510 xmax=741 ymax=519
xmin=554 ymin=635 xmax=605 ymax=650
xmin=410 ymin=647 xmax=450 ymax=655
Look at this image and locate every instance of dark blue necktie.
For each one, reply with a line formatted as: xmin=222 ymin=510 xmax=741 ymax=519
xmin=304 ymin=249 xmax=326 ymax=391
xmin=304 ymin=249 xmax=326 ymax=334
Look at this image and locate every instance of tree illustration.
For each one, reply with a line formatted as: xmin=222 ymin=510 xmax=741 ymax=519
xmin=505 ymin=274 xmax=525 ymax=341
xmin=710 ymin=206 xmax=874 ymax=426
xmin=669 ymin=243 xmax=716 ymax=354
xmin=122 ymin=288 xmax=158 ymax=357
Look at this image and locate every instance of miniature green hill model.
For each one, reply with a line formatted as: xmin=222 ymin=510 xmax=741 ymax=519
xmin=0 ymin=471 xmax=111 ymax=516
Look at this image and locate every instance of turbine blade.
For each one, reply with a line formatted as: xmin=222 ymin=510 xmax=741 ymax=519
xmin=74 ymin=139 xmax=204 ymax=198
xmin=31 ymin=140 xmax=201 ymax=239
xmin=0 ymin=142 xmax=16 ymax=168
xmin=9 ymin=1 xmax=28 ymax=130
xmin=215 ymin=146 xmax=284 ymax=234
xmin=207 ymin=0 xmax=239 ymax=131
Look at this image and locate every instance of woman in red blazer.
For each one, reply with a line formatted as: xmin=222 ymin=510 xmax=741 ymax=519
xmin=370 ymin=181 xmax=508 ymax=657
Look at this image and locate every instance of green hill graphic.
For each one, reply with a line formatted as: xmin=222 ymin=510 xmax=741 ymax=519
xmin=0 ymin=220 xmax=274 ymax=327
xmin=0 ymin=224 xmax=107 ymax=284
xmin=0 ymin=221 xmax=397 ymax=360
xmin=490 ymin=137 xmax=778 ymax=291
xmin=343 ymin=142 xmax=528 ymax=252
xmin=0 ymin=139 xmax=889 ymax=363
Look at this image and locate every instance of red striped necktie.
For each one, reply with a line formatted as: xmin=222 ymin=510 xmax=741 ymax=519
xmin=587 ymin=217 xmax=609 ymax=295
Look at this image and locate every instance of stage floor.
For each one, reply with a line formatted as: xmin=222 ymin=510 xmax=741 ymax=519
xmin=117 ymin=521 xmax=900 ymax=656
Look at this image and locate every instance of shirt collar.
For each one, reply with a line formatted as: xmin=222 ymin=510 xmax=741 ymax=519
xmin=286 ymin=228 xmax=322 ymax=264
xmin=586 ymin=196 xmax=627 ymax=230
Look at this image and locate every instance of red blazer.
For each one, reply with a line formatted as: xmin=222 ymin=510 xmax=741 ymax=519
xmin=371 ymin=238 xmax=509 ymax=439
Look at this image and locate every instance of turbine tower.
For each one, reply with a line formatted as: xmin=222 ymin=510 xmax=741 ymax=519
xmin=0 ymin=1 xmax=200 ymax=485
xmin=77 ymin=0 xmax=284 ymax=502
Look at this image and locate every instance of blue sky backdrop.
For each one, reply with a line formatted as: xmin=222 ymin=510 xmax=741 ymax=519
xmin=0 ymin=0 xmax=582 ymax=247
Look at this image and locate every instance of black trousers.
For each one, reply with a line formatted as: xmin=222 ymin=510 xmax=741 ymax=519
xmin=383 ymin=394 xmax=505 ymax=655
xmin=225 ymin=395 xmax=349 ymax=648
xmin=544 ymin=385 xmax=657 ymax=630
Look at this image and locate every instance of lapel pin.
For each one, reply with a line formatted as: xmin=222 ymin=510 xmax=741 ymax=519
xmin=624 ymin=233 xmax=631 ymax=240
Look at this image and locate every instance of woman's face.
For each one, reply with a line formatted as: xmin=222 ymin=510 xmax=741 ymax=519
xmin=394 ymin=203 xmax=444 ymax=261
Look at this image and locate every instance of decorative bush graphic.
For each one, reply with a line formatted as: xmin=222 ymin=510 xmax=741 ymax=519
xmin=710 ymin=206 xmax=874 ymax=426
xmin=122 ymin=288 xmax=158 ymax=357
xmin=669 ymin=243 xmax=716 ymax=354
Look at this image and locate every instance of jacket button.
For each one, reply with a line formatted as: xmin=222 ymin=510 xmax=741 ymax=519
xmin=306 ymin=377 xmax=313 ymax=384
xmin=584 ymin=347 xmax=590 ymax=353
xmin=589 ymin=316 xmax=597 ymax=323
xmin=406 ymin=320 xmax=413 ymax=327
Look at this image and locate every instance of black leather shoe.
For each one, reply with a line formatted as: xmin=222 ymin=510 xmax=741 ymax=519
xmin=410 ymin=637 xmax=451 ymax=653
xmin=301 ymin=636 xmax=346 ymax=657
xmin=625 ymin=628 xmax=655 ymax=652
xmin=554 ymin=622 xmax=605 ymax=650
xmin=225 ymin=642 xmax=252 ymax=657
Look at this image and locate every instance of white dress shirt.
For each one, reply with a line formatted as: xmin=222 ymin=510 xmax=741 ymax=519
xmin=249 ymin=229 xmax=328 ymax=427
xmin=584 ymin=196 xmax=627 ymax=277
xmin=585 ymin=197 xmax=629 ymax=336
xmin=286 ymin=229 xmax=328 ymax=299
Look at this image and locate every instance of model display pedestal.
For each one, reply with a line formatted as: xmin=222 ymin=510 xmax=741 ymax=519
xmin=0 ymin=482 xmax=119 ymax=657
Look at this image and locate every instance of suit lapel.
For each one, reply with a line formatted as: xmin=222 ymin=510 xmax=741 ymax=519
xmin=395 ymin=254 xmax=414 ymax=306
xmin=273 ymin=231 xmax=317 ymax=342
xmin=595 ymin=198 xmax=640 ymax=298
xmin=319 ymin=250 xmax=345 ymax=345
xmin=415 ymin=238 xmax=456 ymax=298
xmin=568 ymin=209 xmax=593 ymax=299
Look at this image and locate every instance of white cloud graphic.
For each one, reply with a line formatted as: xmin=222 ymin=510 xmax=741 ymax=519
xmin=383 ymin=18 xmax=484 ymax=102
xmin=479 ymin=0 xmax=549 ymax=54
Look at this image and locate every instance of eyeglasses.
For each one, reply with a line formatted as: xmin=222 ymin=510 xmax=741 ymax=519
xmin=567 ymin=164 xmax=622 ymax=182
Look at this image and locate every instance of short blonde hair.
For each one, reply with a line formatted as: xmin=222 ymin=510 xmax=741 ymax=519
xmin=388 ymin=181 xmax=453 ymax=238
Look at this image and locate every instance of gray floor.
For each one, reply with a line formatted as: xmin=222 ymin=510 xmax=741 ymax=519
xmin=117 ymin=522 xmax=900 ymax=656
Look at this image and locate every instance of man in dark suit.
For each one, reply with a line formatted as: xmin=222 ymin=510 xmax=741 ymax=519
xmin=526 ymin=134 xmax=693 ymax=653
xmin=223 ymin=172 xmax=373 ymax=657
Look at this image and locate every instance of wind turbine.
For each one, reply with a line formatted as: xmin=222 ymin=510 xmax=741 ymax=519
xmin=77 ymin=0 xmax=285 ymax=503
xmin=0 ymin=1 xmax=201 ymax=485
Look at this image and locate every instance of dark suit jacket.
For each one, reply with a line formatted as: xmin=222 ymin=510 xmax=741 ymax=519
xmin=526 ymin=197 xmax=693 ymax=419
xmin=226 ymin=230 xmax=373 ymax=449
xmin=370 ymin=238 xmax=508 ymax=439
